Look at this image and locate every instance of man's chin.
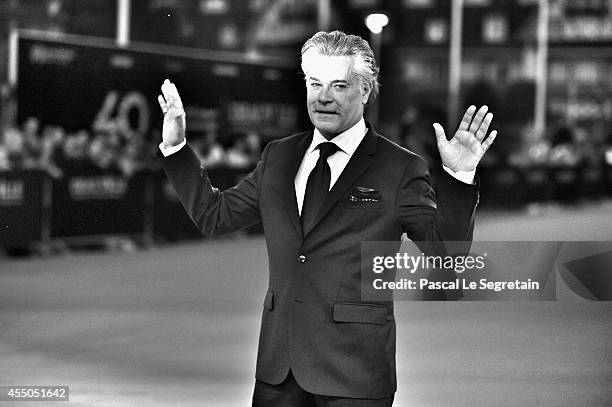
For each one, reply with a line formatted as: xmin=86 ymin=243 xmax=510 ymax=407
xmin=313 ymin=120 xmax=340 ymax=133
xmin=315 ymin=128 xmax=341 ymax=140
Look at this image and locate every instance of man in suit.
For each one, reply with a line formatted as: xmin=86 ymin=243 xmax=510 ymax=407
xmin=157 ymin=31 xmax=496 ymax=407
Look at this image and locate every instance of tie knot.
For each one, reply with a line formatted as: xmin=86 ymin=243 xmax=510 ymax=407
xmin=317 ymin=142 xmax=339 ymax=160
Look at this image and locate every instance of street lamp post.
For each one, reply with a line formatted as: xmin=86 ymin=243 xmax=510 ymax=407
xmin=116 ymin=0 xmax=131 ymax=47
xmin=534 ymin=0 xmax=549 ymax=140
xmin=447 ymin=0 xmax=464 ymax=131
xmin=365 ymin=13 xmax=389 ymax=127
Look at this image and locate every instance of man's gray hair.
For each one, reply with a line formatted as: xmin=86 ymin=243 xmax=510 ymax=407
xmin=300 ymin=30 xmax=380 ymax=102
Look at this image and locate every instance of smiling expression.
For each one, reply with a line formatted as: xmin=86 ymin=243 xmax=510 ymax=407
xmin=302 ymin=51 xmax=371 ymax=140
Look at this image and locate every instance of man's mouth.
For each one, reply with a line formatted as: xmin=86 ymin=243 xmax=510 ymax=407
xmin=315 ymin=110 xmax=338 ymax=115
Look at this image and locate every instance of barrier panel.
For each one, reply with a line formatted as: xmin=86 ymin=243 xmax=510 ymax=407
xmin=50 ymin=170 xmax=150 ymax=238
xmin=607 ymin=164 xmax=612 ymax=195
xmin=476 ymin=163 xmax=612 ymax=206
xmin=579 ymin=164 xmax=605 ymax=199
xmin=478 ymin=166 xmax=525 ymax=207
xmin=152 ymin=171 xmax=201 ymax=240
xmin=1 ymin=163 xmax=610 ymax=247
xmin=0 ymin=170 xmax=50 ymax=247
xmin=550 ymin=166 xmax=580 ymax=203
xmin=522 ymin=166 xmax=552 ymax=203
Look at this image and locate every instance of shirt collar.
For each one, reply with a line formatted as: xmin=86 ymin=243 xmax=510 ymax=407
xmin=309 ymin=118 xmax=367 ymax=157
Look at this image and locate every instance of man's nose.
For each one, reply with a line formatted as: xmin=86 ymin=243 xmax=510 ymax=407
xmin=317 ymin=85 xmax=333 ymax=103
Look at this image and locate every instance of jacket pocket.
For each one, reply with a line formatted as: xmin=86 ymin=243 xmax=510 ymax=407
xmin=345 ymin=200 xmax=385 ymax=210
xmin=332 ymin=303 xmax=388 ymax=325
xmin=263 ymin=289 xmax=274 ymax=310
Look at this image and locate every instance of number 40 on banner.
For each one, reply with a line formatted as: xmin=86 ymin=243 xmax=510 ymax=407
xmin=93 ymin=90 xmax=150 ymax=139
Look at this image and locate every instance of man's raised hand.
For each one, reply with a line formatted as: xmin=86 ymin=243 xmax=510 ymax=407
xmin=433 ymin=105 xmax=497 ymax=172
xmin=158 ymin=79 xmax=186 ymax=148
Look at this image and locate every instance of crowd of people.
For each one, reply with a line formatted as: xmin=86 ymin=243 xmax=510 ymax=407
xmin=0 ymin=115 xmax=265 ymax=182
xmin=0 ymin=79 xmax=267 ymax=177
xmin=2 ymin=117 xmax=612 ymax=182
xmin=1 ymin=84 xmax=611 ymax=185
xmin=505 ymin=123 xmax=612 ymax=169
xmin=399 ymin=104 xmax=612 ymax=172
xmin=188 ymin=130 xmax=262 ymax=169
xmin=0 ymin=116 xmax=154 ymax=178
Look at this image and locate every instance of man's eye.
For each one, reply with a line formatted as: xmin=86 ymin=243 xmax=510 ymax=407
xmin=309 ymin=82 xmax=322 ymax=88
xmin=333 ymin=84 xmax=347 ymax=90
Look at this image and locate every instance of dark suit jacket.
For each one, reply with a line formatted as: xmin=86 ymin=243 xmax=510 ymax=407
xmin=161 ymin=126 xmax=478 ymax=398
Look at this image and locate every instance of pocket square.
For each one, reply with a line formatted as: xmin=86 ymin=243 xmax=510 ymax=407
xmin=349 ymin=186 xmax=382 ymax=202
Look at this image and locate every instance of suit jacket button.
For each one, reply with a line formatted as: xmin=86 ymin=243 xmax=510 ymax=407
xmin=298 ymin=254 xmax=307 ymax=263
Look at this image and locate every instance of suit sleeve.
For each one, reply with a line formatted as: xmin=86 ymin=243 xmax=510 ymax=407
xmin=396 ymin=156 xmax=479 ymax=299
xmin=397 ymin=155 xmax=477 ymax=244
xmin=160 ymin=142 xmax=270 ymax=235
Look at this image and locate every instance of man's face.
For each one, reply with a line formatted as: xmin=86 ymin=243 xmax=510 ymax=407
xmin=303 ymin=51 xmax=370 ymax=139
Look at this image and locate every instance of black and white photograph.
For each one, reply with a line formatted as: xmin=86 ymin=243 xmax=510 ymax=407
xmin=0 ymin=1 xmax=610 ymax=406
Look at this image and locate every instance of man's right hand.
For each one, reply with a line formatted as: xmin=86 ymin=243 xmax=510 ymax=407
xmin=158 ymin=79 xmax=186 ymax=148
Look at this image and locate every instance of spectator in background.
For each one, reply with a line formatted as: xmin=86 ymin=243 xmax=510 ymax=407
xmin=118 ymin=136 xmax=150 ymax=176
xmin=3 ymin=126 xmax=28 ymax=170
xmin=245 ymin=131 xmax=262 ymax=163
xmin=55 ymin=130 xmax=92 ymax=173
xmin=39 ymin=125 xmax=65 ymax=178
xmin=198 ymin=130 xmax=225 ymax=167
xmin=508 ymin=122 xmax=550 ymax=167
xmin=22 ymin=117 xmax=42 ymax=166
xmin=0 ymin=86 xmax=27 ymax=171
xmin=549 ymin=126 xmax=581 ymax=167
xmin=88 ymin=130 xmax=120 ymax=174
xmin=0 ymin=146 xmax=8 ymax=171
xmin=226 ymin=134 xmax=252 ymax=168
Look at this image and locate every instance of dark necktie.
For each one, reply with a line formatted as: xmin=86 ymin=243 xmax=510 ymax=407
xmin=301 ymin=142 xmax=339 ymax=234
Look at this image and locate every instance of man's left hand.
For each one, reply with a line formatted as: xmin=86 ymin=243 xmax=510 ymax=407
xmin=433 ymin=105 xmax=497 ymax=172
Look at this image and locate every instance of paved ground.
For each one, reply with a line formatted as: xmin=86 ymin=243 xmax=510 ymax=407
xmin=0 ymin=202 xmax=611 ymax=406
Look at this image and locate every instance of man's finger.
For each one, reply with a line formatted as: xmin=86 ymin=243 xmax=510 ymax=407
xmin=468 ymin=105 xmax=488 ymax=135
xmin=161 ymin=81 xmax=173 ymax=106
xmin=432 ymin=123 xmax=447 ymax=148
xmin=157 ymin=95 xmax=167 ymax=113
xmin=482 ymin=130 xmax=497 ymax=152
xmin=162 ymin=79 xmax=179 ymax=99
xmin=161 ymin=79 xmax=171 ymax=95
xmin=476 ymin=112 xmax=493 ymax=141
xmin=458 ymin=105 xmax=476 ymax=132
xmin=169 ymin=82 xmax=183 ymax=108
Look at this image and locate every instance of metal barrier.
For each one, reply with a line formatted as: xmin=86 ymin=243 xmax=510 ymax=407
xmin=0 ymin=170 xmax=51 ymax=247
xmin=1 ymin=164 xmax=610 ymax=247
xmin=0 ymin=168 xmax=256 ymax=248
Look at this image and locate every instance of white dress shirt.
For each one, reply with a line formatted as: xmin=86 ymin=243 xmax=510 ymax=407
xmin=159 ymin=118 xmax=475 ymax=216
xmin=294 ymin=119 xmax=367 ymax=215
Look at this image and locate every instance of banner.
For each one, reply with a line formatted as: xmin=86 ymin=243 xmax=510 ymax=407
xmin=0 ymin=170 xmax=49 ymax=247
xmin=51 ymin=170 xmax=149 ymax=238
xmin=16 ymin=30 xmax=308 ymax=143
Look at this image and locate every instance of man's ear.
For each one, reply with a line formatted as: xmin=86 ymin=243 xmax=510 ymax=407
xmin=361 ymin=81 xmax=372 ymax=104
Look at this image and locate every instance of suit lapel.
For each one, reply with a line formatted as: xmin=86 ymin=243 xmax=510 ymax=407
xmin=303 ymin=128 xmax=378 ymax=237
xmin=280 ymin=130 xmax=313 ymax=237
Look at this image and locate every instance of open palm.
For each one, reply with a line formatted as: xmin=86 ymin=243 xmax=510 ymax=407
xmin=433 ymin=105 xmax=497 ymax=172
xmin=158 ymin=79 xmax=186 ymax=148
